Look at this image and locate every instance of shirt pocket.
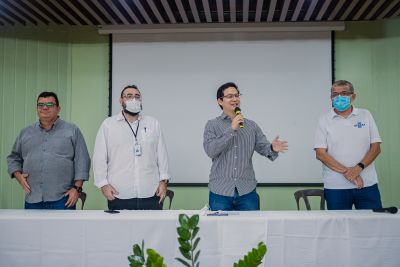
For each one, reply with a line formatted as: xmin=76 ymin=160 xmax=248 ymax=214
xmin=141 ymin=127 xmax=157 ymax=143
xmin=49 ymin=136 xmax=74 ymax=159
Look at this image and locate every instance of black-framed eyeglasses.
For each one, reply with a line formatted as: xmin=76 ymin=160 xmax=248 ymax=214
xmin=123 ymin=94 xmax=141 ymax=100
xmin=37 ymin=102 xmax=57 ymax=108
xmin=221 ymin=93 xmax=242 ymax=100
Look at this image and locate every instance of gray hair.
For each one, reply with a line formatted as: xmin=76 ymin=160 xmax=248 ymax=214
xmin=331 ymin=80 xmax=354 ymax=93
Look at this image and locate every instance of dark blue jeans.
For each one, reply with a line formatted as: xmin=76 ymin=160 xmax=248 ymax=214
xmin=209 ymin=188 xmax=259 ymax=211
xmin=25 ymin=196 xmax=76 ymax=210
xmin=107 ymin=195 xmax=162 ymax=210
xmin=324 ymin=183 xmax=382 ymax=210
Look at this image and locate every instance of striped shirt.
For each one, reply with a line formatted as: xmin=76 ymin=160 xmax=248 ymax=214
xmin=203 ymin=113 xmax=278 ymax=197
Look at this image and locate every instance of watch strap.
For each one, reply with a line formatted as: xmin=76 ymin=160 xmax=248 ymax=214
xmin=357 ymin=162 xmax=365 ymax=170
xmin=72 ymin=185 xmax=83 ymax=193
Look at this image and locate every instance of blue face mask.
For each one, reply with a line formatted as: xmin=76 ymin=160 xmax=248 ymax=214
xmin=332 ymin=95 xmax=351 ymax=112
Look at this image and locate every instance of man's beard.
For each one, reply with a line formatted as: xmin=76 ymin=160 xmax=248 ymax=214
xmin=124 ymin=108 xmax=140 ymax=116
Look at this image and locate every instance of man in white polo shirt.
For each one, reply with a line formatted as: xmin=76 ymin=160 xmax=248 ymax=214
xmin=314 ymin=80 xmax=382 ymax=210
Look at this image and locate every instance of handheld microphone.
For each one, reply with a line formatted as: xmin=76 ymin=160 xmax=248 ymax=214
xmin=234 ymin=107 xmax=244 ymax=128
xmin=372 ymin=206 xmax=398 ymax=214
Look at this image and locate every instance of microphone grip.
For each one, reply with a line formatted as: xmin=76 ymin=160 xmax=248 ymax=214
xmin=235 ymin=109 xmax=244 ymax=128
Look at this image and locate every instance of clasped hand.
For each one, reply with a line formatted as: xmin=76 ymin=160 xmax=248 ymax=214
xmin=344 ymin=165 xmax=364 ymax=189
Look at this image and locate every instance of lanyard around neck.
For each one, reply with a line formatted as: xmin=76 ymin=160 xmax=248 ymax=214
xmin=122 ymin=112 xmax=140 ymax=141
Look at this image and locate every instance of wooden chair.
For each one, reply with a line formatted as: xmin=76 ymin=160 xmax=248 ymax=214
xmin=294 ymin=189 xmax=325 ymax=210
xmin=162 ymin=189 xmax=174 ymax=210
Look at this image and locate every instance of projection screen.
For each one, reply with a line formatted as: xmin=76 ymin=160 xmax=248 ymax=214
xmin=112 ymin=31 xmax=332 ymax=184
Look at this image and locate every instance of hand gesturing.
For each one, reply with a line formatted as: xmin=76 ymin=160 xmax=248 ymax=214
xmin=271 ymin=136 xmax=288 ymax=153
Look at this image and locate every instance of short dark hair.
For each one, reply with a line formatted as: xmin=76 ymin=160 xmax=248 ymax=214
xmin=216 ymin=82 xmax=239 ymax=99
xmin=37 ymin=91 xmax=59 ymax=106
xmin=121 ymin=84 xmax=140 ymax=98
xmin=216 ymin=82 xmax=240 ymax=109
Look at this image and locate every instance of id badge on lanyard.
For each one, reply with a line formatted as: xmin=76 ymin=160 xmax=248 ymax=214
xmin=134 ymin=142 xmax=142 ymax=156
xmin=123 ymin=112 xmax=142 ymax=157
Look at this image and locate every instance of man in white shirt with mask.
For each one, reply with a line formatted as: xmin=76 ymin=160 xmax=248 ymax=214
xmin=314 ymin=80 xmax=382 ymax=210
xmin=93 ymin=85 xmax=170 ymax=210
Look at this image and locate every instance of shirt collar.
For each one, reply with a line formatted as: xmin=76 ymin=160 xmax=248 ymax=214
xmin=219 ymin=112 xmax=230 ymax=120
xmin=330 ymin=106 xmax=359 ymax=119
xmin=37 ymin=116 xmax=61 ymax=130
xmin=117 ymin=111 xmax=142 ymax=122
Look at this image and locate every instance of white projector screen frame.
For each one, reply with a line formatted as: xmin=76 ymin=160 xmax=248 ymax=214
xmin=111 ymin=31 xmax=332 ymax=184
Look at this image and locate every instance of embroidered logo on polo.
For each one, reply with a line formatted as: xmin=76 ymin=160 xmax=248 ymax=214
xmin=354 ymin=122 xmax=366 ymax=128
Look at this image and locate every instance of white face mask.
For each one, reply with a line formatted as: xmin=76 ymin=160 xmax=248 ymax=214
xmin=125 ymin=99 xmax=142 ymax=113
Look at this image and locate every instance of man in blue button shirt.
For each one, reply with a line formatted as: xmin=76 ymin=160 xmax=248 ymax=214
xmin=203 ymin=82 xmax=288 ymax=211
xmin=7 ymin=91 xmax=91 ymax=209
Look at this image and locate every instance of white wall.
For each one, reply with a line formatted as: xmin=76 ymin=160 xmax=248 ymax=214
xmin=112 ymin=31 xmax=332 ymax=184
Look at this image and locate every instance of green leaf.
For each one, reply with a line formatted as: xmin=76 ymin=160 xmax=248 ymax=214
xmin=128 ymin=255 xmax=141 ymax=267
xmin=249 ymin=249 xmax=259 ymax=263
xmin=244 ymin=254 xmax=251 ymax=265
xmin=192 ymin=227 xmax=200 ymax=239
xmin=194 ymin=250 xmax=200 ymax=263
xmin=129 ymin=243 xmax=145 ymax=266
xmin=133 ymin=244 xmax=143 ymax=256
xmin=233 ymin=242 xmax=268 ymax=267
xmin=147 ymin=248 xmax=156 ymax=256
xmin=179 ymin=214 xmax=190 ymax=228
xmin=179 ymin=247 xmax=192 ymax=260
xmin=178 ymin=240 xmax=191 ymax=251
xmin=146 ymin=249 xmax=166 ymax=267
xmin=177 ymin=227 xmax=191 ymax=240
xmin=175 ymin=257 xmax=191 ymax=267
xmin=179 ymin=245 xmax=190 ymax=254
xmin=178 ymin=238 xmax=191 ymax=250
xmin=193 ymin=237 xmax=200 ymax=251
xmin=177 ymin=213 xmax=202 ymax=267
xmin=128 ymin=255 xmax=144 ymax=267
xmin=258 ymin=242 xmax=267 ymax=256
xmin=129 ymin=261 xmax=144 ymax=267
xmin=188 ymin=215 xmax=199 ymax=229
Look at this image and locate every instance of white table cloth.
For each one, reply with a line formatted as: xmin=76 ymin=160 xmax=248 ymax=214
xmin=0 ymin=209 xmax=399 ymax=267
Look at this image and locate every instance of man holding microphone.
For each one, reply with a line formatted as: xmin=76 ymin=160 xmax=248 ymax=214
xmin=203 ymin=82 xmax=288 ymax=211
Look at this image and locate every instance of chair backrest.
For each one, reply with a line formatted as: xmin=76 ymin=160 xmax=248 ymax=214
xmin=163 ymin=189 xmax=174 ymax=210
xmin=78 ymin=192 xmax=87 ymax=210
xmin=294 ymin=189 xmax=325 ymax=210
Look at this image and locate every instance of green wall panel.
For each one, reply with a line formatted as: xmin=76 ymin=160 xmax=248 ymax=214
xmin=335 ymin=18 xmax=400 ymax=208
xmin=0 ymin=27 xmax=108 ymax=209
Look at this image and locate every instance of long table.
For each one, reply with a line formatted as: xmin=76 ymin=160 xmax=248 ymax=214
xmin=0 ymin=209 xmax=399 ymax=267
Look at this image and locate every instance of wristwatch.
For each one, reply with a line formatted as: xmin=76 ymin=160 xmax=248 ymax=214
xmin=357 ymin=162 xmax=365 ymax=170
xmin=72 ymin=185 xmax=83 ymax=194
xmin=160 ymin=179 xmax=169 ymax=185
